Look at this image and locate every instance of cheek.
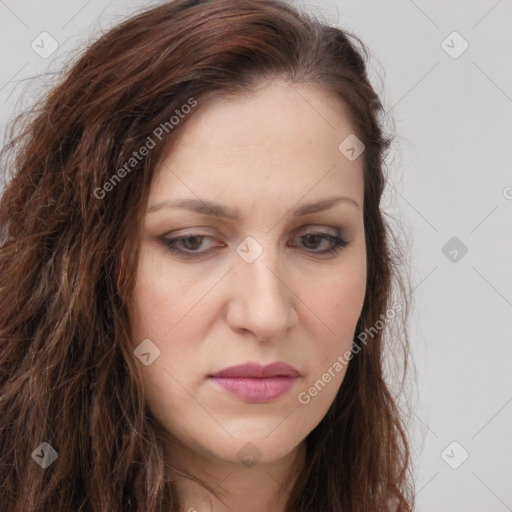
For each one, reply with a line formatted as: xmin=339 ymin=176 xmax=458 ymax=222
xmin=310 ymin=259 xmax=366 ymax=334
xmin=127 ymin=253 xmax=201 ymax=433
xmin=129 ymin=247 xmax=201 ymax=344
xmin=295 ymin=270 xmax=364 ymax=421
xmin=128 ymin=248 xmax=218 ymax=398
xmin=300 ymin=260 xmax=366 ymax=392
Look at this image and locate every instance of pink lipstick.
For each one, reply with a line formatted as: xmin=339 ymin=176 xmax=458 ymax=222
xmin=209 ymin=362 xmax=300 ymax=403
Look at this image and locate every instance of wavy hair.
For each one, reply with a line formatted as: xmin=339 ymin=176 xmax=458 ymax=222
xmin=0 ymin=0 xmax=415 ymax=510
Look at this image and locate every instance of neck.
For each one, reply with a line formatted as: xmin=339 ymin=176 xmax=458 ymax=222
xmin=165 ymin=441 xmax=306 ymax=512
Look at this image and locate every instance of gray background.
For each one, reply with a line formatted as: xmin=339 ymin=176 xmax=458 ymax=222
xmin=1 ymin=1 xmax=511 ymax=510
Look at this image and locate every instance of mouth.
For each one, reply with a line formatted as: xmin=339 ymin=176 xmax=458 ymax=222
xmin=208 ymin=361 xmax=301 ymax=403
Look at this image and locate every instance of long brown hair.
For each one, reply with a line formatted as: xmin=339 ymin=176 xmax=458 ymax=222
xmin=0 ymin=0 xmax=415 ymax=510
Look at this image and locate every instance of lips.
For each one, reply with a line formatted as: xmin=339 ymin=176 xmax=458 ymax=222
xmin=208 ymin=362 xmax=300 ymax=403
xmin=209 ymin=361 xmax=300 ymax=378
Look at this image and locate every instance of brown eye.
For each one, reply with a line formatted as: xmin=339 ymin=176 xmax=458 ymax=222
xmin=291 ymin=232 xmax=348 ymax=256
xmin=160 ymin=230 xmax=348 ymax=259
xmin=161 ymin=234 xmax=220 ymax=257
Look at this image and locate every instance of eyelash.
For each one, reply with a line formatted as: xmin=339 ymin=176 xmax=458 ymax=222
xmin=160 ymin=230 xmax=349 ymax=258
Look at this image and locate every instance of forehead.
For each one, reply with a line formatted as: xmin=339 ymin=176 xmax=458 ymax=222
xmin=149 ymin=79 xmax=364 ymax=214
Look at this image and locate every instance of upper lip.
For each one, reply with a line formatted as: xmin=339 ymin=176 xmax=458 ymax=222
xmin=210 ymin=362 xmax=300 ymax=378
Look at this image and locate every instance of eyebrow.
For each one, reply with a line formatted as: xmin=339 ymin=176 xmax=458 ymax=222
xmin=147 ymin=195 xmax=360 ymax=219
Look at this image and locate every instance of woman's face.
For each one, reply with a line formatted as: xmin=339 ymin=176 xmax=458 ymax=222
xmin=128 ymin=78 xmax=366 ymax=469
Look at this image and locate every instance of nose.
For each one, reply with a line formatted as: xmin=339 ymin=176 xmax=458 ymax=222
xmin=225 ymin=242 xmax=298 ymax=342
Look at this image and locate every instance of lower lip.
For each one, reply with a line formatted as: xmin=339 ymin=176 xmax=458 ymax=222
xmin=209 ymin=376 xmax=299 ymax=403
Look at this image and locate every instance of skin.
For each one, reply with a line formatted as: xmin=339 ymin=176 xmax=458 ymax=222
xmin=127 ymin=78 xmax=367 ymax=512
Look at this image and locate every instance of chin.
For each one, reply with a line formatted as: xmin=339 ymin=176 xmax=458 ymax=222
xmin=199 ymin=433 xmax=303 ymax=468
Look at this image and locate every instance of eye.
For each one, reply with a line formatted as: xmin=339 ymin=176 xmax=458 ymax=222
xmin=289 ymin=232 xmax=349 ymax=256
xmin=161 ymin=233 xmax=220 ymax=256
xmin=160 ymin=229 xmax=349 ymax=258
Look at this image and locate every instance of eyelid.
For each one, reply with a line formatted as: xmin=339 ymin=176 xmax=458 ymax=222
xmin=160 ymin=225 xmax=349 ymax=259
xmin=164 ymin=224 xmax=342 ymax=239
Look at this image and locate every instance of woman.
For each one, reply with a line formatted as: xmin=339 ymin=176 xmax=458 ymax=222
xmin=0 ymin=0 xmax=415 ymax=510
